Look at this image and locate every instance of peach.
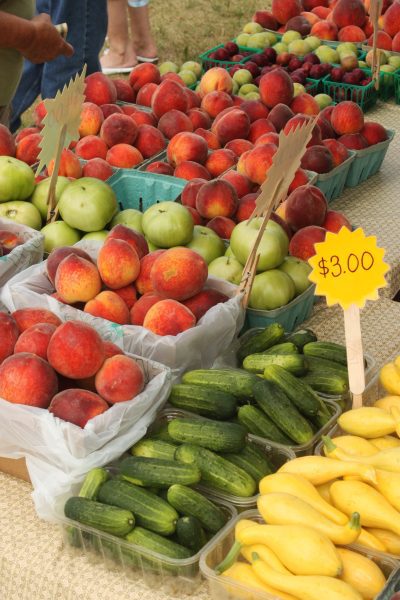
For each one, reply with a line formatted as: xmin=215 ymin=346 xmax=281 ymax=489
xmin=187 ymin=108 xmax=212 ymax=131
xmin=240 ymin=100 xmax=269 ymax=123
xmin=49 ymin=389 xmax=108 ymax=427
xmin=181 ymin=178 xmax=207 ymax=209
xmin=338 ymin=25 xmax=366 ymax=42
xmin=224 ymin=139 xmax=254 ymax=157
xmin=211 ymin=109 xmax=251 ymax=145
xmin=174 ymin=161 xmax=211 ymax=180
xmin=207 ymin=216 xmax=236 ymax=239
xmin=47 ymin=320 xmax=105 ymax=379
xmin=136 ymin=82 xmax=158 ymax=107
xmin=303 ymin=0 xmax=328 ymax=9
xmin=320 ymin=105 xmax=335 ymax=124
xmin=236 ymin=193 xmax=258 ymax=222
xmin=106 ymin=224 xmax=148 ymax=259
xmin=248 ymin=119 xmax=276 ymax=144
xmin=368 ymin=30 xmax=393 ymax=50
xmin=151 ymin=247 xmax=208 ymax=301
xmin=113 ymin=78 xmax=135 ymax=103
xmin=310 ymin=20 xmax=338 ymax=40
xmin=360 ymin=122 xmax=388 ymax=146
xmin=338 ymin=133 xmax=368 ymax=150
xmin=331 ymin=101 xmax=364 ymax=135
xmin=393 ymin=31 xmax=400 ymax=53
xmin=285 ymin=184 xmax=328 ymax=231
xmin=161 ymin=72 xmax=185 ymax=85
xmin=0 ymin=352 xmax=58 ymax=408
xmin=33 ymin=100 xmax=47 ymax=127
xmin=255 ymin=132 xmax=280 ymax=147
xmin=97 ymin=238 xmax=140 ymax=289
xmin=288 ymin=168 xmax=310 ymax=193
xmin=100 ymin=113 xmax=138 ymax=147
xmin=130 ymin=110 xmax=157 ymax=127
xmin=323 ymin=210 xmax=351 ymax=233
xmin=252 ymin=10 xmax=279 ymax=29
xmin=301 ymin=145 xmax=334 ymax=173
xmin=84 ymin=290 xmax=130 ymax=324
xmin=201 ymin=91 xmax=234 ymax=119
xmin=157 ymin=109 xmax=193 ymax=139
xmin=286 ymin=14 xmax=312 ymax=34
xmin=268 ymin=103 xmax=294 ymax=132
xmin=12 ymin=308 xmax=61 ymax=332
xmin=194 ymin=128 xmax=221 ymax=150
xmin=284 ymin=114 xmax=322 ymax=147
xmin=134 ymin=123 xmax=166 ymax=158
xmin=47 ymin=246 xmax=94 ymax=285
xmin=186 ymin=206 xmax=204 ymax=225
xmin=14 ymin=323 xmax=57 ymax=360
xmin=259 ymin=70 xmax=294 ymax=108
xmin=100 ymin=104 xmax=123 ymax=119
xmin=312 ymin=6 xmax=330 ymax=18
xmin=182 ymin=289 xmax=229 ymax=321
xmin=82 ymin=158 xmax=114 ymax=180
xmin=220 ymin=170 xmax=254 ymax=198
xmin=143 ymin=299 xmax=196 ymax=336
xmin=332 ymin=0 xmax=366 ymax=28
xmin=85 ymin=72 xmax=117 ymax=105
xmin=242 ymin=143 xmax=278 ymax=185
xmin=317 ymin=116 xmax=335 ymax=140
xmin=272 ymin=0 xmax=302 ymax=24
xmin=104 ymin=341 xmax=124 ymax=358
xmin=300 ymin=11 xmax=321 ymax=26
xmin=151 ymin=79 xmax=188 ymax=119
xmin=383 ymin=1 xmax=400 ymax=36
xmin=290 ymin=93 xmax=320 ymax=116
xmin=289 ymin=225 xmax=326 ymax=260
xmin=15 ymin=126 xmax=40 ymax=144
xmin=322 ymin=139 xmax=349 ymax=167
xmin=0 ymin=313 xmax=19 ymax=364
xmin=196 ymin=179 xmax=238 ymax=219
xmin=167 ymin=131 xmax=208 ymax=167
xmin=146 ymin=161 xmax=174 ymax=175
xmin=106 ymin=144 xmax=143 ymax=168
xmin=48 ymin=148 xmax=82 ymax=178
xmin=130 ymin=292 xmax=164 ymax=326
xmin=15 ymin=132 xmax=41 ymax=165
xmin=135 ymin=249 xmax=166 ymax=295
xmin=198 ymin=67 xmax=233 ymax=97
xmin=55 ymin=254 xmax=102 ymax=303
xmin=232 ymin=95 xmax=244 ymax=106
xmin=184 ymin=88 xmax=201 ymax=110
xmin=95 ymin=354 xmax=144 ymax=403
xmin=205 ymin=148 xmax=237 ymax=178
xmin=75 ymin=135 xmax=108 ymax=160
xmin=113 ymin=284 xmax=137 ymax=309
xmin=129 ymin=63 xmax=161 ymax=91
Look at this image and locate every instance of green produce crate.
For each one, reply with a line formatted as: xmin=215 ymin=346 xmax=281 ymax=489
xmin=108 ymin=170 xmax=187 ymax=212
xmin=198 ymin=44 xmax=261 ymax=72
xmin=243 ymin=284 xmax=315 ymax=334
xmin=395 ymin=71 xmax=400 ymax=104
xmin=312 ymin=151 xmax=356 ymax=203
xmin=345 ymin=129 xmax=395 ymax=188
xmin=305 ymin=77 xmax=322 ymax=95
xmin=379 ymin=68 xmax=400 ymax=101
xmin=322 ymin=69 xmax=379 ymax=111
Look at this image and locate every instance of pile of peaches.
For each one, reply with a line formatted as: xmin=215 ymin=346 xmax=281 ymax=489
xmin=0 ymin=230 xmax=23 ymax=256
xmin=0 ymin=310 xmax=145 ymax=428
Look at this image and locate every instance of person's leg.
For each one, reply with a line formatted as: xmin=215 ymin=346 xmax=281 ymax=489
xmin=127 ymin=1 xmax=158 ymax=61
xmin=101 ymin=0 xmax=137 ymax=71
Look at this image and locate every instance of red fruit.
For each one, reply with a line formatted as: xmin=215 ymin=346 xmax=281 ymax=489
xmin=182 ymin=289 xmax=229 ymax=321
xmin=360 ymin=122 xmax=388 ymax=146
xmin=0 ymin=313 xmax=19 ymax=364
xmin=289 ymin=225 xmax=326 ymax=260
xmin=331 ymin=101 xmax=364 ymax=136
xmin=338 ymin=133 xmax=368 ymax=150
xmin=332 ymin=0 xmax=366 ymax=28
xmin=285 ymin=185 xmax=328 ymax=231
xmin=259 ymin=70 xmax=294 ymax=108
xmin=322 ymin=210 xmax=352 ymax=233
xmin=0 ymin=353 xmax=58 ymax=408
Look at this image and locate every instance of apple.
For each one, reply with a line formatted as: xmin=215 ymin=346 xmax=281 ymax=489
xmin=230 ymin=218 xmax=289 ymax=272
xmin=181 ymin=61 xmax=203 ymax=78
xmin=81 ymin=230 xmax=109 ymax=241
xmin=389 ymin=56 xmax=400 ymax=69
xmin=233 ymin=69 xmax=253 ymax=86
xmin=159 ymin=61 xmax=179 ymax=75
xmin=110 ymin=208 xmax=143 ymax=233
xmin=225 ymin=246 xmax=236 ymax=258
xmin=315 ymin=46 xmax=339 ymax=64
xmin=142 ymin=201 xmax=194 ymax=248
xmin=278 ymin=256 xmax=312 ymax=295
xmin=208 ymin=255 xmax=243 ymax=285
xmin=0 ymin=200 xmax=42 ymax=229
xmin=31 ymin=176 xmax=70 ymax=219
xmin=243 ymin=21 xmax=264 ymax=34
xmin=40 ymin=220 xmax=82 ymax=253
xmin=178 ymin=69 xmax=197 ymax=86
xmin=293 ymin=83 xmax=306 ymax=97
xmin=0 ymin=156 xmax=35 ymax=202
xmin=186 ymin=225 xmax=225 ymax=264
xmin=249 ymin=269 xmax=296 ymax=310
xmin=314 ymin=94 xmax=333 ymax=110
xmin=305 ymin=36 xmax=321 ymax=50
xmin=282 ymin=30 xmax=302 ymax=45
xmin=273 ymin=42 xmax=289 ymax=54
xmin=58 ymin=177 xmax=118 ymax=232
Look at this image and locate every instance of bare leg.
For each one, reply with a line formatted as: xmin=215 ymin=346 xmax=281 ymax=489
xmin=128 ymin=4 xmax=158 ymax=60
xmin=101 ymin=0 xmax=138 ymax=70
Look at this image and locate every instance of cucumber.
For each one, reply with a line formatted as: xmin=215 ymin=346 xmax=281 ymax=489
xmin=64 ymin=497 xmax=135 ymax=537
xmin=120 ymin=456 xmax=201 ymax=488
xmin=97 ymin=479 xmax=178 ymax=536
xmin=167 ymin=484 xmax=227 ymax=533
xmin=263 ymin=342 xmax=299 ymax=355
xmin=130 ymin=439 xmax=178 ymax=461
xmin=148 ymin=423 xmax=176 ymax=443
xmin=168 ymin=418 xmax=246 ymax=453
xmin=79 ymin=467 xmax=109 ymax=500
xmin=300 ymin=373 xmax=349 ymax=396
xmin=286 ymin=329 xmax=317 ymax=350
xmin=225 ymin=443 xmax=274 ymax=482
xmin=237 ymin=405 xmax=292 ymax=445
xmin=168 ymin=384 xmax=237 ymax=420
xmin=305 ymin=355 xmax=348 ymax=377
xmin=253 ymin=379 xmax=314 ymax=445
xmin=125 ymin=526 xmax=192 ymax=559
xmin=182 ymin=369 xmax=259 ymax=400
xmin=175 ymin=444 xmax=257 ymax=498
xmin=263 ymin=364 xmax=320 ymax=418
xmin=176 ymin=516 xmax=207 ymax=554
xmin=243 ymin=353 xmax=308 ymax=376
xmin=237 ymin=323 xmax=285 ymax=361
xmin=303 ymin=341 xmax=347 ymax=365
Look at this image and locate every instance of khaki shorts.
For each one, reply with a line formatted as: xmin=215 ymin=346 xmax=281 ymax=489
xmin=0 ymin=105 xmax=10 ymax=128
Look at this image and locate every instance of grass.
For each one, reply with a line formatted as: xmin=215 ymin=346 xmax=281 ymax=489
xmin=21 ymin=0 xmax=269 ymax=126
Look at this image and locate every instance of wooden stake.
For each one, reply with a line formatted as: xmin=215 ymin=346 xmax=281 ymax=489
xmin=46 ymin=124 xmax=67 ymax=223
xmin=343 ymin=303 xmax=365 ymax=409
xmin=370 ymin=0 xmax=383 ymax=90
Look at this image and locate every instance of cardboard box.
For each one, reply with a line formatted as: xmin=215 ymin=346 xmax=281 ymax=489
xmin=0 ymin=457 xmax=31 ymax=483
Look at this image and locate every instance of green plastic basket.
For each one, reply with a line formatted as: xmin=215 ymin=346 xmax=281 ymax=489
xmin=199 ymin=44 xmax=261 ymax=71
xmin=107 ymin=170 xmax=187 ymax=211
xmin=395 ymin=71 xmax=400 ymax=104
xmin=242 ymin=284 xmax=316 ymax=333
xmin=312 ymin=151 xmax=356 ymax=203
xmin=345 ymin=129 xmax=395 ymax=188
xmin=304 ymin=77 xmax=321 ymax=95
xmin=378 ymin=68 xmax=400 ymax=101
xmin=322 ymin=69 xmax=378 ymax=111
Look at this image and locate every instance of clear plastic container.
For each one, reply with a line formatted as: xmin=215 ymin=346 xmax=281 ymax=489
xmin=200 ymin=510 xmax=400 ymax=600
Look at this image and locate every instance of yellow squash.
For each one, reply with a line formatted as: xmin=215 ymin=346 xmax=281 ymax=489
xmin=221 ymin=562 xmax=298 ymax=600
xmin=380 ymin=361 xmax=400 ymax=396
xmin=257 ymin=493 xmax=361 ymax=545
xmin=251 ymin=555 xmax=362 ymax=600
xmin=370 ymin=436 xmax=400 ymax=450
xmin=375 ymin=395 xmax=400 ymax=413
xmin=367 ymin=528 xmax=400 ymax=555
xmin=241 ymin=544 xmax=291 ymax=574
xmin=357 ymin=528 xmax=387 ymax=552
xmin=278 ymin=456 xmax=376 ymax=485
xmin=330 ymin=480 xmax=400 ymax=536
xmin=329 ymin=435 xmax=378 ymax=456
xmin=336 ymin=548 xmax=386 ymax=600
xmin=373 ymin=469 xmax=400 ymax=511
xmin=259 ymin=472 xmax=347 ymax=525
xmin=325 ymin=440 xmax=400 ymax=473
xmin=338 ymin=407 xmax=396 ymax=438
xmin=316 ymin=481 xmax=335 ymax=503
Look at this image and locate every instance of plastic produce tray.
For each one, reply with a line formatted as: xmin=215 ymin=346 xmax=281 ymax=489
xmin=345 ymin=129 xmax=395 ymax=188
xmin=199 ymin=44 xmax=261 ymax=71
xmin=311 ymin=151 xmax=356 ymax=203
xmin=200 ymin=510 xmax=399 ymax=600
xmin=379 ymin=68 xmax=400 ymax=101
xmin=323 ymin=69 xmax=379 ymax=111
xmin=395 ymin=71 xmax=400 ymax=104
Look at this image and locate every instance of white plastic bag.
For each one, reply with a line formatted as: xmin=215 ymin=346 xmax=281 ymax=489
xmin=0 ymin=218 xmax=44 ymax=286
xmin=1 ymin=241 xmax=245 ymax=378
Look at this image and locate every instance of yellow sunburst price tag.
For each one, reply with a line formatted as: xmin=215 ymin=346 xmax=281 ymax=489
xmin=308 ymin=227 xmax=389 ymax=310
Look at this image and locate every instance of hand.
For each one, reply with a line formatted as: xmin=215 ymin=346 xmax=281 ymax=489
xmin=18 ymin=13 xmax=74 ymax=63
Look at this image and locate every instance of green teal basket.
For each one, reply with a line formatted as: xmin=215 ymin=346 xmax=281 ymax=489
xmin=345 ymin=129 xmax=395 ymax=188
xmin=322 ymin=69 xmax=379 ymax=111
xmin=395 ymin=71 xmax=400 ymax=104
xmin=199 ymin=44 xmax=261 ymax=71
xmin=312 ymin=151 xmax=356 ymax=203
xmin=107 ymin=170 xmax=187 ymax=211
xmin=243 ymin=284 xmax=316 ymax=333
xmin=378 ymin=68 xmax=399 ymax=101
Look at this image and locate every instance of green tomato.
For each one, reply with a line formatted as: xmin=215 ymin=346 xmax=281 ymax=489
xmin=142 ymin=201 xmax=194 ymax=248
xmin=0 ymin=156 xmax=35 ymax=202
xmin=0 ymin=200 xmax=42 ymax=229
xmin=249 ymin=269 xmax=296 ymax=310
xmin=58 ymin=177 xmax=118 ymax=232
xmin=186 ymin=225 xmax=225 ymax=264
xmin=40 ymin=220 xmax=81 ymax=253
xmin=230 ymin=218 xmax=289 ymax=272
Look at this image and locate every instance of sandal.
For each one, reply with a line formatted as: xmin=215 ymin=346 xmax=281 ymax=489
xmin=102 ymin=65 xmax=137 ymax=74
xmin=136 ymin=55 xmax=159 ymax=64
